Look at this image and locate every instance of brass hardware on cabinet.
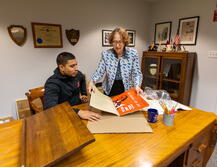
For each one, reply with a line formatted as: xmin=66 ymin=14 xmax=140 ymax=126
xmin=191 ymin=159 xmax=202 ymax=167
xmin=196 ymin=144 xmax=207 ymax=153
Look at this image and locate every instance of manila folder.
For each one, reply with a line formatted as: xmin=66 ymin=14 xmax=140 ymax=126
xmin=90 ymin=87 xmax=118 ymax=115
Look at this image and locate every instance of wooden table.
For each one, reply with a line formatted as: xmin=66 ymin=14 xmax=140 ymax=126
xmin=0 ymin=104 xmax=216 ymax=167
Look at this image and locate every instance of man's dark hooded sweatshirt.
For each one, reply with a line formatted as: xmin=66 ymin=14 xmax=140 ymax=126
xmin=44 ymin=68 xmax=87 ymax=112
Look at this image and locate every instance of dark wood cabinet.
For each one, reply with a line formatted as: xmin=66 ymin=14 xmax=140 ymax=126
xmin=141 ymin=51 xmax=196 ymax=105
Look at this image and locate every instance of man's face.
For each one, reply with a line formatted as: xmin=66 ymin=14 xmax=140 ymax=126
xmin=59 ymin=59 xmax=78 ymax=77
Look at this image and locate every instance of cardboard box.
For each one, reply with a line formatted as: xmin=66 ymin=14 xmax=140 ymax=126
xmin=16 ymin=99 xmax=31 ymax=119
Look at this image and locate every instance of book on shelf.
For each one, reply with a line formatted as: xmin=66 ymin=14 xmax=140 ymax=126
xmin=90 ymin=86 xmax=149 ymax=116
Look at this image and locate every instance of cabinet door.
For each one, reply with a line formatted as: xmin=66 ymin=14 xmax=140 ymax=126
xmin=159 ymin=57 xmax=183 ymax=100
xmin=142 ymin=56 xmax=160 ymax=90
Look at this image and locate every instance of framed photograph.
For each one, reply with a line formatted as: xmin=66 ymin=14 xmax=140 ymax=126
xmin=31 ymin=22 xmax=63 ymax=48
xmin=154 ymin=21 xmax=172 ymax=45
xmin=102 ymin=30 xmax=112 ymax=46
xmin=178 ymin=16 xmax=200 ymax=45
xmin=127 ymin=30 xmax=136 ymax=47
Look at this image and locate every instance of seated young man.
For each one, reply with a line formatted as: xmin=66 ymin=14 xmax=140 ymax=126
xmin=44 ymin=52 xmax=101 ymax=121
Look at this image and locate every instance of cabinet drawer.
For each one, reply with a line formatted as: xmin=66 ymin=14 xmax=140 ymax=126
xmin=186 ymin=127 xmax=212 ymax=167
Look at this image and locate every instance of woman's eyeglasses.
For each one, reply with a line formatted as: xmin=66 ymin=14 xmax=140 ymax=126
xmin=112 ymin=41 xmax=124 ymax=45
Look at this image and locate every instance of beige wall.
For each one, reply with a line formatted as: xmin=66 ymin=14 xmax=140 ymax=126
xmin=1 ymin=0 xmax=216 ymax=119
xmin=148 ymin=0 xmax=217 ymax=114
xmin=0 ymin=0 xmax=150 ymax=118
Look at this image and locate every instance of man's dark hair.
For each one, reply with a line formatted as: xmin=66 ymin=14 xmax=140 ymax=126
xmin=56 ymin=52 xmax=76 ymax=66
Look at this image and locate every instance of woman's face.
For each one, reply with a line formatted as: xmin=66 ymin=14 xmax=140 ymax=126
xmin=112 ymin=32 xmax=125 ymax=56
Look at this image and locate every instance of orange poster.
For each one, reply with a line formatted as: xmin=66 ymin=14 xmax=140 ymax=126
xmin=90 ymin=87 xmax=149 ymax=116
xmin=112 ymin=88 xmax=149 ymax=116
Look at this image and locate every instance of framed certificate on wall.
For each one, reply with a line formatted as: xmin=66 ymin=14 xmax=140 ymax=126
xmin=31 ymin=22 xmax=63 ymax=48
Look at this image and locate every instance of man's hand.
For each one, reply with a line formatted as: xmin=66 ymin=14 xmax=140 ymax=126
xmin=78 ymin=110 xmax=101 ymax=121
xmin=88 ymin=80 xmax=95 ymax=94
xmin=80 ymin=95 xmax=88 ymax=103
xmin=135 ymin=85 xmax=143 ymax=95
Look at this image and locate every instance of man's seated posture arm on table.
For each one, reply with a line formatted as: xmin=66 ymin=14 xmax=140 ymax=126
xmin=44 ymin=52 xmax=101 ymax=121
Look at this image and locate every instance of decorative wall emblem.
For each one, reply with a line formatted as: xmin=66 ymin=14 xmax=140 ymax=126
xmin=8 ymin=25 xmax=27 ymax=46
xmin=65 ymin=29 xmax=80 ymax=46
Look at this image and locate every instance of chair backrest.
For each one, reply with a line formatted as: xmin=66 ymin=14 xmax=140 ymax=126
xmin=25 ymin=86 xmax=45 ymax=114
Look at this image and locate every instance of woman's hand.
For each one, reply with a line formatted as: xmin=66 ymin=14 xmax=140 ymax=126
xmin=88 ymin=80 xmax=95 ymax=94
xmin=135 ymin=85 xmax=143 ymax=95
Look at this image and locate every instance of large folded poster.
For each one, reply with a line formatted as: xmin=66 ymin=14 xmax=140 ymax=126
xmin=90 ymin=87 xmax=149 ymax=116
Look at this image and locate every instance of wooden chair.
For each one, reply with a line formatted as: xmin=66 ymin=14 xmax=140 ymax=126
xmin=25 ymin=86 xmax=45 ymax=114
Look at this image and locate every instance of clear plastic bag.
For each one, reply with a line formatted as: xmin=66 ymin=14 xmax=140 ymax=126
xmin=143 ymin=87 xmax=170 ymax=100
xmin=143 ymin=87 xmax=176 ymax=114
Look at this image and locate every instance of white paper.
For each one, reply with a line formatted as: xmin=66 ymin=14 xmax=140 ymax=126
xmin=142 ymin=97 xmax=191 ymax=115
xmin=143 ymin=99 xmax=165 ymax=114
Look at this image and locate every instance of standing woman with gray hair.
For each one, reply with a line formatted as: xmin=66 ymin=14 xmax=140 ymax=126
xmin=88 ymin=27 xmax=143 ymax=96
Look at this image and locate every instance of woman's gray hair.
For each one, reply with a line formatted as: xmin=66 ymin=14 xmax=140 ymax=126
xmin=109 ymin=27 xmax=130 ymax=46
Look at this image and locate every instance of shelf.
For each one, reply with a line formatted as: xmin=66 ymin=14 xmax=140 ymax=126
xmin=162 ymin=78 xmax=180 ymax=83
xmin=145 ymin=75 xmax=158 ymax=79
xmin=146 ymin=85 xmax=157 ymax=89
xmin=170 ymin=93 xmax=178 ymax=99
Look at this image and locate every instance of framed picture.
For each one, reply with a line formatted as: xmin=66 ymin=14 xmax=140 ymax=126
xmin=154 ymin=21 xmax=172 ymax=45
xmin=31 ymin=22 xmax=63 ymax=48
xmin=102 ymin=30 xmax=112 ymax=46
xmin=178 ymin=16 xmax=200 ymax=45
xmin=127 ymin=30 xmax=136 ymax=47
